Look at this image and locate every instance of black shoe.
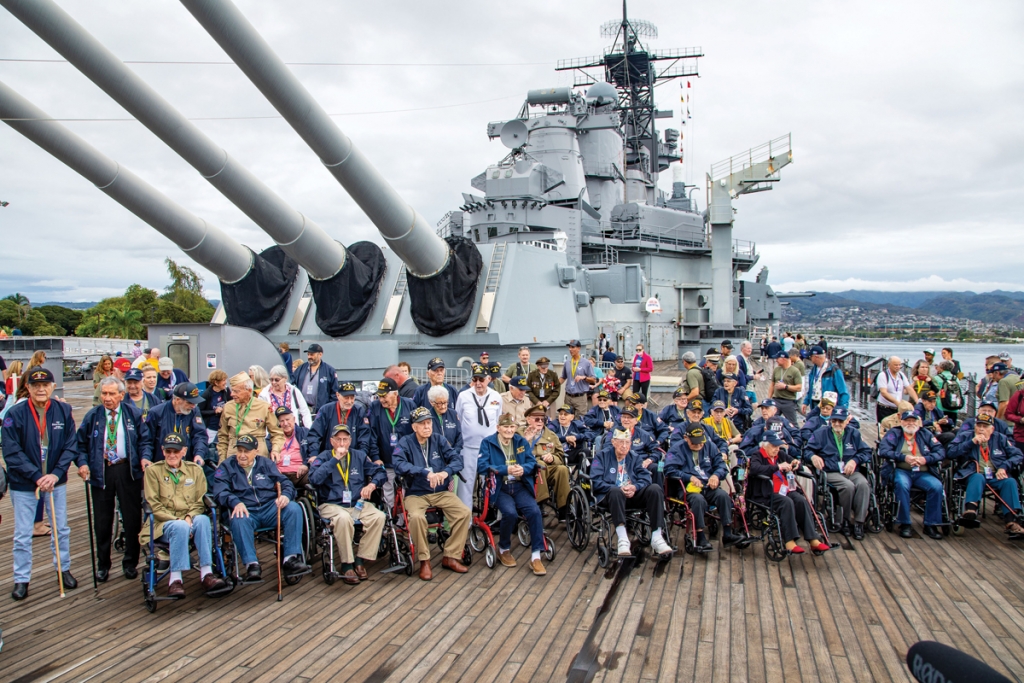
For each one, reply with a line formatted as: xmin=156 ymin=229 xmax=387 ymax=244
xmin=282 ymin=555 xmax=310 ymax=577
xmin=122 ymin=565 xmax=138 ymax=580
xmin=156 ymin=559 xmax=170 ymax=572
xmin=853 ymin=524 xmax=865 ymax=541
xmin=61 ymin=571 xmax=78 ymax=590
xmin=11 ymin=583 xmax=28 ymax=601
xmin=899 ymin=525 xmax=913 ymax=539
xmin=924 ymin=525 xmax=943 ymax=540
xmin=695 ymin=532 xmax=713 ymax=553
xmin=244 ymin=563 xmax=262 ymax=582
xmin=722 ymin=530 xmax=745 ymax=548
xmin=840 ymin=521 xmax=852 ymax=537
xmin=557 ymin=506 xmax=568 ymax=522
xmin=95 ymin=569 xmax=109 ymax=583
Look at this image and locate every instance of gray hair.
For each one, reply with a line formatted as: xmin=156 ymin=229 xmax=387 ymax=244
xmin=269 ymin=364 xmax=290 ymax=379
xmin=99 ymin=376 xmax=125 ymax=393
xmin=741 ymin=340 xmax=753 ymax=351
xmin=248 ymin=365 xmax=270 ymax=388
xmin=427 ymin=385 xmax=449 ymax=403
xmin=518 ymin=346 xmax=530 ymax=352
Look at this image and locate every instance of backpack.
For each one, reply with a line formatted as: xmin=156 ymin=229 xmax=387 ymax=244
xmin=937 ymin=372 xmax=964 ymax=412
xmin=699 ymin=366 xmax=719 ymax=402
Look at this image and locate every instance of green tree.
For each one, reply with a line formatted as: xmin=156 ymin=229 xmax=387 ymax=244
xmin=161 ymin=258 xmax=214 ymax=321
xmin=2 ymin=293 xmax=30 ymax=323
xmin=20 ymin=309 xmax=62 ymax=336
xmin=0 ymin=299 xmax=21 ymax=329
xmin=36 ymin=305 xmax=83 ymax=336
xmin=98 ymin=304 xmax=145 ymax=339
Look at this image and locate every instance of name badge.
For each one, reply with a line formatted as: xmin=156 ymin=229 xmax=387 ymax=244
xmin=985 ymin=466 xmax=994 ymax=480
xmin=342 ymin=490 xmax=352 ymax=504
xmin=184 ymin=478 xmax=195 ymax=486
xmin=390 ymin=433 xmax=398 ymax=447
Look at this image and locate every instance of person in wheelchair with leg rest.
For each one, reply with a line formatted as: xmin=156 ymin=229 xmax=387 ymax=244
xmin=393 ymin=407 xmax=471 ymax=580
xmin=212 ymin=435 xmax=310 ymax=582
xmin=806 ymin=407 xmax=872 ymax=540
xmin=665 ymin=423 xmax=746 ymax=553
xmin=878 ymin=411 xmax=947 ymax=540
xmin=309 ymin=424 xmax=387 ymax=584
xmin=948 ymin=413 xmax=1024 ymax=537
xmin=143 ymin=433 xmax=228 ymax=598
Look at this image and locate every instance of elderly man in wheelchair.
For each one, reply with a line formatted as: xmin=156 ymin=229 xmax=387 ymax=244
xmin=948 ymin=413 xmax=1024 ymax=538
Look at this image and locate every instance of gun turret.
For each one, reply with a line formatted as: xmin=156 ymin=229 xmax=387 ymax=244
xmin=180 ymin=0 xmax=483 ymax=337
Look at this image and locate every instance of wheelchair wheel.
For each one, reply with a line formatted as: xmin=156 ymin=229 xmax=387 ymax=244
xmin=706 ymin=517 xmax=719 ymax=540
xmin=517 ymin=520 xmax=531 ymax=548
xmin=684 ymin=535 xmax=695 ymax=556
xmin=400 ymin=539 xmax=415 ymax=577
xmin=469 ymin=526 xmax=488 ymax=553
xmin=666 ymin=505 xmax=686 ymax=551
xmin=565 ymin=487 xmax=592 ymax=552
xmin=484 ymin=544 xmax=496 ymax=569
xmin=114 ymin=534 xmax=126 ymax=553
xmin=285 ymin=573 xmax=302 ymax=586
xmin=596 ymin=537 xmax=610 ymax=568
xmin=437 ymin=526 xmax=450 ymax=551
xmin=764 ymin=517 xmax=787 ymax=563
xmin=297 ymin=497 xmax=315 ymax=564
xmin=542 ymin=533 xmax=555 ymax=562
xmin=461 ymin=543 xmax=473 ymax=566
xmin=951 ymin=522 xmax=965 ymax=536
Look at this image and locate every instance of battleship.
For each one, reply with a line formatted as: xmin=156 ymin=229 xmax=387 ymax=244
xmin=0 ymin=0 xmax=792 ymax=382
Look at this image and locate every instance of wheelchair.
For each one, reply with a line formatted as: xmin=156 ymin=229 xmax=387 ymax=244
xmin=876 ymin=459 xmax=952 ymax=536
xmin=215 ymin=500 xmax=313 ymax=590
xmin=141 ymin=495 xmax=233 ymax=613
xmin=392 ymin=473 xmax=473 ymax=572
xmin=664 ymin=468 xmax=752 ymax=558
xmin=470 ymin=472 xmax=555 ymax=568
xmin=814 ymin=457 xmax=882 ymax=534
xmin=948 ymin=465 xmax=1024 ymax=537
xmin=735 ymin=466 xmax=833 ymax=563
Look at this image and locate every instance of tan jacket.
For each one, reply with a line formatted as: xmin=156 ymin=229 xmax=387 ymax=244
xmin=142 ymin=460 xmax=207 ymax=543
xmin=517 ymin=426 xmax=566 ymax=469
xmin=500 ymin=391 xmax=531 ymax=429
xmin=216 ymin=398 xmax=284 ymax=463
xmin=526 ymin=369 xmax=561 ymax=406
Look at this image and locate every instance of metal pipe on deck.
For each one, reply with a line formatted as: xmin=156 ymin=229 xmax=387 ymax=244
xmin=0 ymin=79 xmax=253 ymax=283
xmin=179 ymin=0 xmax=451 ymax=278
xmin=0 ymin=0 xmax=347 ymax=281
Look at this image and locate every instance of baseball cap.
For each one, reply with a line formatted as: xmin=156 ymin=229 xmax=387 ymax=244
xmin=920 ymin=389 xmax=937 ymax=401
xmin=410 ymin=406 xmax=432 ymax=423
xmin=427 ymin=357 xmax=445 ymax=370
xmin=377 ymin=377 xmax=399 ymax=396
xmin=621 ymin=407 xmax=639 ymax=419
xmin=711 ymin=400 xmax=726 ymax=411
xmin=125 ymin=368 xmax=144 ymax=382
xmin=900 ymin=410 xmax=921 ymax=421
xmin=161 ymin=433 xmax=185 ymax=450
xmin=172 ymin=382 xmax=203 ymax=404
xmin=509 ymin=376 xmax=528 ymax=389
xmin=923 ymin=348 xmax=935 ymax=355
xmin=980 ymin=400 xmax=998 ymax=410
xmin=998 ymin=352 xmax=1012 ymax=361
xmin=274 ymin=406 xmax=292 ymax=418
xmin=673 ymin=387 xmax=688 ymax=398
xmin=830 ymin=407 xmax=849 ymax=421
xmin=338 ymin=382 xmax=356 ymax=396
xmin=471 ymin=364 xmax=488 ymax=378
xmin=760 ymin=398 xmax=777 ymax=408
xmin=721 ymin=340 xmax=733 ymax=349
xmin=331 ymin=423 xmax=351 ymax=436
xmin=305 ymin=343 xmax=324 ymax=353
xmin=567 ymin=340 xmax=582 ymax=348
xmin=158 ymin=357 xmax=174 ymax=371
xmin=820 ymin=391 xmax=837 ymax=406
xmin=235 ymin=434 xmax=259 ymax=451
xmin=990 ymin=362 xmax=1008 ymax=373
xmin=623 ymin=392 xmax=640 ymax=404
xmin=976 ymin=413 xmax=996 ymax=426
xmin=721 ymin=373 xmax=738 ymax=382
xmin=684 ymin=423 xmax=706 ymax=443
xmin=597 ymin=389 xmax=611 ymax=400
xmin=771 ymin=351 xmax=787 ymax=359
xmin=488 ymin=363 xmax=503 ymax=377
xmin=687 ymin=398 xmax=704 ymax=412
xmin=810 ymin=345 xmax=825 ymax=355
xmin=557 ymin=404 xmax=575 ymax=414
xmin=615 ymin=355 xmax=625 ymax=362
xmin=762 ymin=431 xmax=784 ymax=447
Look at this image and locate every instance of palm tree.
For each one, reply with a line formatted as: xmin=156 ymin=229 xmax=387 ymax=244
xmin=99 ymin=305 xmax=144 ymax=339
xmin=3 ymin=293 xmax=30 ymax=323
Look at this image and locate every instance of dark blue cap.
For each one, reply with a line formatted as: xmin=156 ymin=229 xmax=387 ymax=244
xmin=990 ymin=362 xmax=1008 ymax=373
xmin=900 ymin=410 xmax=921 ymax=421
xmin=830 ymin=407 xmax=849 ymax=421
xmin=772 ymin=351 xmax=787 ymax=359
xmin=760 ymin=398 xmax=777 ymax=408
xmin=509 ymin=376 xmax=528 ymax=389
xmin=762 ymin=431 xmax=784 ymax=446
xmin=125 ymin=368 xmax=144 ymax=382
xmin=810 ymin=345 xmax=825 ymax=355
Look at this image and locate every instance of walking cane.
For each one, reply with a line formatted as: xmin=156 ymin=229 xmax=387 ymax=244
xmin=39 ymin=488 xmax=65 ymax=598
xmin=275 ymin=482 xmax=283 ymax=602
xmin=84 ymin=480 xmax=98 ymax=594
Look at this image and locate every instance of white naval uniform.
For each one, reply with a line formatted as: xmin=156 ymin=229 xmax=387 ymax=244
xmin=454 ymin=387 xmax=502 ymax=508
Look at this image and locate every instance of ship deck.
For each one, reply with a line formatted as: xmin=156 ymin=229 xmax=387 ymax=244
xmin=2 ymin=376 xmax=1024 ymax=682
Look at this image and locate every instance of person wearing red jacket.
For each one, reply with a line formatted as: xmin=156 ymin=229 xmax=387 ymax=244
xmin=1003 ymin=385 xmax=1024 ymax=453
xmin=630 ymin=344 xmax=654 ymax=398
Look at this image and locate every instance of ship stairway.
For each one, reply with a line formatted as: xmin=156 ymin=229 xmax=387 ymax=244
xmin=476 ymin=242 xmax=508 ymax=332
xmin=380 ymin=265 xmax=407 ymax=334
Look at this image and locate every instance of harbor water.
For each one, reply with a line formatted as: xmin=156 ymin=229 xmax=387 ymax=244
xmin=816 ymin=340 xmax=1024 ymax=377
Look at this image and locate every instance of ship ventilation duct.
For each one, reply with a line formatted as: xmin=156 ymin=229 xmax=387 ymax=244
xmin=407 ymin=236 xmax=483 ymax=337
xmin=219 ymin=246 xmax=298 ymax=332
xmin=309 ymin=241 xmax=387 ymax=337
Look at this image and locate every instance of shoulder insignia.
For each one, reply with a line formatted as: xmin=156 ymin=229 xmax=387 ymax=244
xmin=3 ymin=417 xmax=11 ymax=428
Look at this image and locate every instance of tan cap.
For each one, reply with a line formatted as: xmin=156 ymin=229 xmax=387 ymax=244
xmin=229 ymin=371 xmax=251 ymax=386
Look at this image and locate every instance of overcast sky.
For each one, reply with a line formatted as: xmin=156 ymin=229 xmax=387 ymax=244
xmin=1 ymin=1 xmax=1022 ymax=303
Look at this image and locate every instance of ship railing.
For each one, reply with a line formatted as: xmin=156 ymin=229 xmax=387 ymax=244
xmin=585 ymin=225 xmax=708 ymax=251
xmin=410 ymin=366 xmax=471 ymax=390
xmin=732 ymin=239 xmax=757 ymax=259
xmin=710 ymin=133 xmax=792 ymax=182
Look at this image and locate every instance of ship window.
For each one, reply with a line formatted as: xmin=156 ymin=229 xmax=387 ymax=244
xmin=474 ymin=228 xmax=480 ymax=242
xmin=509 ymin=227 xmax=518 ymax=233
xmin=487 ymin=226 xmax=498 ymax=238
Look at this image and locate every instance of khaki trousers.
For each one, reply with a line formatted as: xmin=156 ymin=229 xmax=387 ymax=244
xmin=535 ymin=463 xmax=571 ymax=507
xmin=318 ymin=502 xmax=385 ymax=564
xmin=404 ymin=491 xmax=471 ymax=562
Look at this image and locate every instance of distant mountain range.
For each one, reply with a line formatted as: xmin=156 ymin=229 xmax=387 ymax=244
xmin=782 ymin=290 xmax=1024 ymax=326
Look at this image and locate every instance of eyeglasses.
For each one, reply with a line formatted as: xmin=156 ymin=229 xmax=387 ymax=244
xmin=471 ymin=377 xmax=486 ymax=383
xmin=432 ymin=401 xmax=449 ymax=407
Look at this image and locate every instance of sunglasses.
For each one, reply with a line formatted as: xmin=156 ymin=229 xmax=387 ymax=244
xmin=472 ymin=377 xmax=486 ymax=383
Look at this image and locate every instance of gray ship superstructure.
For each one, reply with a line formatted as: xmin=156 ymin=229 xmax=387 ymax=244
xmin=1 ymin=0 xmax=789 ymax=381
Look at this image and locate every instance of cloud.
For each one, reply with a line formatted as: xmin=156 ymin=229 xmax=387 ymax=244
xmin=772 ymin=276 xmax=1024 ymax=294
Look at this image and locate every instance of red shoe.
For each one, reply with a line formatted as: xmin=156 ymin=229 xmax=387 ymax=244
xmin=810 ymin=542 xmax=830 ymax=556
xmin=788 ymin=545 xmax=805 ymax=555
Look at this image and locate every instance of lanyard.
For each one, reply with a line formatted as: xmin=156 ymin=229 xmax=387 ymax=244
xmin=283 ymin=435 xmax=297 ymax=452
xmin=334 ymin=451 xmax=351 ymax=487
xmin=979 ymin=445 xmax=990 ymax=471
xmin=168 ymin=468 xmax=181 ymax=485
xmin=106 ymin=408 xmax=121 ymax=452
xmin=235 ymin=400 xmax=253 ymax=437
xmin=570 ymin=356 xmax=580 ymax=379
xmin=270 ymin=389 xmax=291 ymax=410
xmin=30 ymin=400 xmax=50 ymax=466
xmin=832 ymin=431 xmax=844 ymax=460
xmin=385 ymin=403 xmax=401 ymax=430
xmin=336 ymin=403 xmax=351 ymax=429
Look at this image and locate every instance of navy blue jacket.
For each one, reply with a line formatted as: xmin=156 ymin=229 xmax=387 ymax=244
xmin=664 ymin=438 xmax=728 ymax=484
xmin=803 ymin=362 xmax=849 ymax=409
xmin=668 ymin=421 xmax=729 ymax=456
xmin=140 ymin=400 xmax=208 ymax=464
xmin=155 ymin=369 xmax=189 ymax=394
xmin=659 ymin=403 xmax=690 ymax=435
xmin=122 ymin=390 xmax=161 ymax=422
xmin=199 ymin=386 xmax=230 ymax=433
xmin=308 ymin=448 xmax=385 ymax=506
xmin=393 ymin=432 xmax=464 ymax=497
xmin=583 ymin=405 xmax=621 ymax=438
xmin=480 ymin=432 xmax=536 ymax=494
xmin=413 ymin=381 xmax=460 ymax=410
xmin=877 ymin=427 xmax=946 ymax=479
xmin=635 ymin=408 xmax=668 ymax=444
xmin=805 ymin=424 xmax=871 ymax=473
xmin=306 ymin=400 xmax=371 ymax=457
xmin=292 ymin=361 xmax=339 ymax=414
xmin=914 ymin=402 xmax=949 ymax=431
xmin=431 ymin=408 xmax=463 ymax=453
xmin=711 ymin=386 xmax=753 ymax=422
xmin=366 ymin=397 xmax=416 ymax=467
xmin=547 ymin=418 xmax=589 ymax=449
xmin=799 ymin=412 xmax=860 ymax=446
xmin=947 ymin=430 xmax=1023 ymax=480
xmin=958 ymin=416 xmax=1011 ymax=438
xmin=212 ymin=455 xmax=295 ymax=511
xmin=605 ymin=424 xmax=661 ymax=462
xmin=2 ymin=400 xmax=78 ymax=492
xmin=588 ymin=449 xmax=652 ymax=503
xmin=76 ymin=403 xmax=146 ymax=487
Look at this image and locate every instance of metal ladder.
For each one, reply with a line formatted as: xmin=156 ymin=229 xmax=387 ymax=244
xmin=475 ymin=242 xmax=507 ymax=332
xmin=380 ymin=265 xmax=407 ymax=334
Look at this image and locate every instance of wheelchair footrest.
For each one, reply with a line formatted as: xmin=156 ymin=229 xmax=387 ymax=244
xmin=205 ymin=584 xmax=234 ymax=597
xmin=379 ymin=563 xmax=409 ymax=575
xmin=955 ymin=517 xmax=981 ymax=529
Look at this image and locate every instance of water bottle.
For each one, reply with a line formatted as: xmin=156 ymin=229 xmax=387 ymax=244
xmin=657 ymin=460 xmax=665 ymax=473
xmin=786 ymin=471 xmax=795 ymax=488
xmin=355 ymin=499 xmax=364 ymax=510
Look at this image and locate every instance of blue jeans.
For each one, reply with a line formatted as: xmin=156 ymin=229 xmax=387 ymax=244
xmin=159 ymin=516 xmax=213 ymax=572
xmin=228 ymin=502 xmax=303 ymax=566
xmin=893 ymin=469 xmax=944 ymax=526
xmin=964 ymin=473 xmax=1021 ymax=518
xmin=11 ymin=487 xmax=71 ymax=583
xmin=494 ymin=480 xmax=544 ymax=552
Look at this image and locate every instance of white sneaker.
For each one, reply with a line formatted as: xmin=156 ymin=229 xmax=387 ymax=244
xmin=616 ymin=537 xmax=632 ymax=556
xmin=651 ymin=535 xmax=673 ymax=556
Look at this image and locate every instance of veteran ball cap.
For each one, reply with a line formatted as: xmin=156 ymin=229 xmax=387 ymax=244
xmin=305 ymin=343 xmax=324 ymax=353
xmin=711 ymin=400 xmax=726 ymax=411
xmin=673 ymin=387 xmax=688 ymax=398
xmin=489 ymin=363 xmax=503 ymax=376
xmin=684 ymin=423 xmax=706 ymax=443
xmin=762 ymin=431 xmax=785 ymax=447
xmin=471 ymin=364 xmax=488 ymax=378
xmin=509 ymin=376 xmax=528 ymax=389
xmin=331 ymin=423 xmax=352 ymax=436
xmin=497 ymin=412 xmax=517 ymax=427
xmin=427 ymin=357 xmax=445 ymax=370
xmin=921 ymin=389 xmax=937 ymax=401
xmin=976 ymin=413 xmax=996 ymax=426
xmin=830 ymin=407 xmax=849 ymax=421
xmin=338 ymin=382 xmax=356 ymax=396
xmin=235 ymin=434 xmax=259 ymax=451
xmin=900 ymin=410 xmax=921 ymax=421
xmin=411 ymin=406 xmax=432 ymax=423
xmin=377 ymin=377 xmax=399 ymax=396
xmin=125 ymin=368 xmax=144 ymax=382
xmin=686 ymin=398 xmax=704 ymax=412
xmin=161 ymin=433 xmax=185 ymax=450
xmin=173 ymin=382 xmax=204 ymax=404
xmin=760 ymin=398 xmax=777 ymax=408
xmin=621 ymin=407 xmax=639 ymax=418
xmin=274 ymin=406 xmax=293 ymax=418
xmin=597 ymin=389 xmax=612 ymax=400
xmin=27 ymin=367 xmax=55 ymax=384
xmin=557 ymin=404 xmax=575 ymax=414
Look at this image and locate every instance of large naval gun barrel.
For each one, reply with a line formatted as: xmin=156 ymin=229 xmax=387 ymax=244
xmin=0 ymin=80 xmax=251 ymax=283
xmin=180 ymin=0 xmax=483 ymax=337
xmin=3 ymin=0 xmax=388 ymax=337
